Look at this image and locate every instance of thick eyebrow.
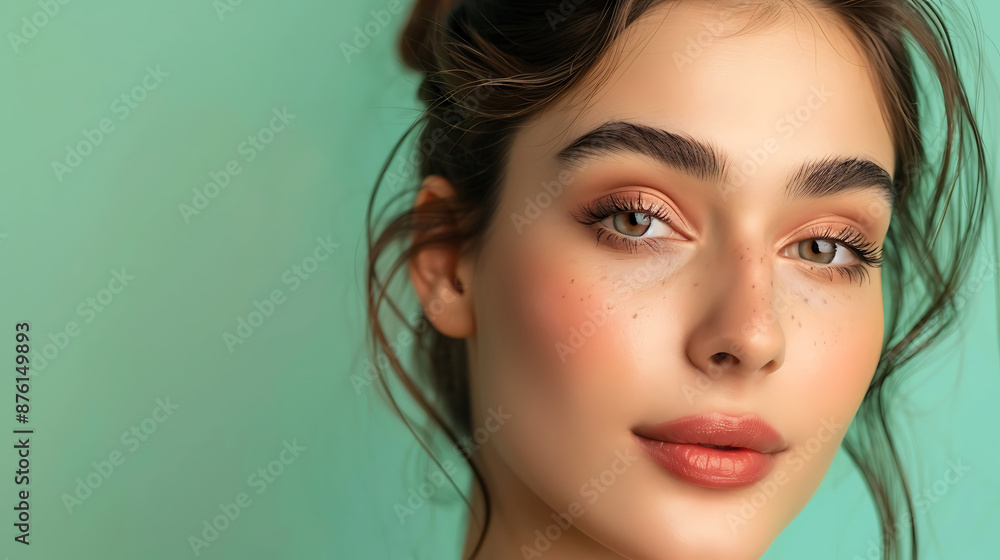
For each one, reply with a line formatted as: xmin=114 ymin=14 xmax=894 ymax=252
xmin=555 ymin=121 xmax=729 ymax=183
xmin=786 ymin=156 xmax=896 ymax=207
xmin=554 ymin=120 xmax=895 ymax=207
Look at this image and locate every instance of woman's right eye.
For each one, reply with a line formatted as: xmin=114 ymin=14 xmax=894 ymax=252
xmin=600 ymin=212 xmax=675 ymax=238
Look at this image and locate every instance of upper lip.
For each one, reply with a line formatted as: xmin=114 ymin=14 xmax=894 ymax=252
xmin=634 ymin=412 xmax=787 ymax=454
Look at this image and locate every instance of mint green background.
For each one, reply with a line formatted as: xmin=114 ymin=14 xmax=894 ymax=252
xmin=0 ymin=1 xmax=996 ymax=559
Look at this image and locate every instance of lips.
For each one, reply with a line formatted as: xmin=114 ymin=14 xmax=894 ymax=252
xmin=634 ymin=412 xmax=787 ymax=489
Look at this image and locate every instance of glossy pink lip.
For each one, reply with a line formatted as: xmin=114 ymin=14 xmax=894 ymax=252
xmin=634 ymin=412 xmax=787 ymax=489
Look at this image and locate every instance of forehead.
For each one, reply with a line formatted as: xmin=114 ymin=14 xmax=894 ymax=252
xmin=516 ymin=0 xmax=895 ymax=186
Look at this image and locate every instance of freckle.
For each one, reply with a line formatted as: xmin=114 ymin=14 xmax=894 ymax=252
xmin=804 ymin=298 xmax=809 ymax=303
xmin=580 ymin=297 xmax=584 ymax=301
xmin=822 ymin=298 xmax=827 ymax=304
xmin=752 ymin=284 xmax=755 ymax=289
xmin=571 ymin=279 xmax=575 ymax=284
xmin=693 ymin=282 xmax=700 ymax=287
xmin=791 ymin=315 xmax=795 ymax=320
xmin=798 ymin=322 xmax=802 ymax=328
xmin=562 ymin=295 xmax=565 ymax=299
xmin=632 ymin=313 xmax=638 ymax=319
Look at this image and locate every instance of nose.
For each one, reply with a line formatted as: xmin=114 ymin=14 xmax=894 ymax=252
xmin=685 ymin=250 xmax=787 ymax=380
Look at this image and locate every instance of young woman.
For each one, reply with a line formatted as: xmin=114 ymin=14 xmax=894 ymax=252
xmin=366 ymin=0 xmax=995 ymax=558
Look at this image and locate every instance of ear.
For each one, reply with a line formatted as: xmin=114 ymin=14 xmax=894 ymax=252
xmin=408 ymin=174 xmax=476 ymax=338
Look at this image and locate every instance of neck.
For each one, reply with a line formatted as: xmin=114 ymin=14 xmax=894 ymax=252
xmin=459 ymin=454 xmax=628 ymax=560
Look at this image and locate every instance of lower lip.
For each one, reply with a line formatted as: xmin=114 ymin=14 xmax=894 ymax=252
xmin=636 ymin=436 xmax=778 ymax=489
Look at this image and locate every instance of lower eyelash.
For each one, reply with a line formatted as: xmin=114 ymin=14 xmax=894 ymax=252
xmin=593 ymin=228 xmax=661 ymax=254
xmin=813 ymin=263 xmax=873 ymax=286
xmin=796 ymin=226 xmax=883 ymax=286
xmin=575 ymin=193 xmax=673 ymax=254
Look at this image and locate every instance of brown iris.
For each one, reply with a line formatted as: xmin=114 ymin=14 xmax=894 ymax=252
xmin=612 ymin=212 xmax=652 ymax=236
xmin=796 ymin=239 xmax=837 ymax=264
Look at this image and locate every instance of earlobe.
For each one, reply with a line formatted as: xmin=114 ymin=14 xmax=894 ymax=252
xmin=408 ymin=175 xmax=476 ymax=338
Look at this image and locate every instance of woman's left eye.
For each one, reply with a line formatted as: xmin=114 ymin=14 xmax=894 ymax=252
xmin=786 ymin=238 xmax=858 ymax=266
xmin=601 ymin=212 xmax=675 ymax=238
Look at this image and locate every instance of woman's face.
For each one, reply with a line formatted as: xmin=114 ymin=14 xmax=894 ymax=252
xmin=439 ymin=2 xmax=894 ymax=558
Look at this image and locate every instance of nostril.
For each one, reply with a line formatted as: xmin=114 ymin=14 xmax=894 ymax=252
xmin=711 ymin=352 xmax=736 ymax=367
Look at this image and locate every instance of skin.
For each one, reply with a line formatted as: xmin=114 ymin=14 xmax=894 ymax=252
xmin=409 ymin=1 xmax=895 ymax=559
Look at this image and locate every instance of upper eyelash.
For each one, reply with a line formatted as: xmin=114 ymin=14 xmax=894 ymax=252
xmin=802 ymin=225 xmax=884 ymax=268
xmin=571 ymin=192 xmax=673 ymax=226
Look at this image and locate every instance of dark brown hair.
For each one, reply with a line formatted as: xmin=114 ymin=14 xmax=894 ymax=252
xmin=364 ymin=1 xmax=994 ymax=558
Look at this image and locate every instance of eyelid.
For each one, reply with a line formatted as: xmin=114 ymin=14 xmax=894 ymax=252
xmin=573 ymin=190 xmax=691 ymax=239
xmin=571 ymin=191 xmax=692 ymax=255
xmin=782 ymin=223 xmax=884 ymax=268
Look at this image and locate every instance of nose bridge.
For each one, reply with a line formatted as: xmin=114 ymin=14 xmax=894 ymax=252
xmin=686 ymin=241 xmax=787 ymax=378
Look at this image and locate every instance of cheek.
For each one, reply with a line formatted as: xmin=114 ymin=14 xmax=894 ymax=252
xmin=765 ymin=281 xmax=885 ymax=515
xmin=468 ymin=223 xmax=664 ymax=503
xmin=473 ymin=225 xmax=629 ymax=416
xmin=473 ymin=222 xmax=682 ymax=413
xmin=789 ymin=281 xmax=884 ymax=412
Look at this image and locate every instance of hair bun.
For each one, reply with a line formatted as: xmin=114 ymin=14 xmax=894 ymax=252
xmin=398 ymin=0 xmax=462 ymax=72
